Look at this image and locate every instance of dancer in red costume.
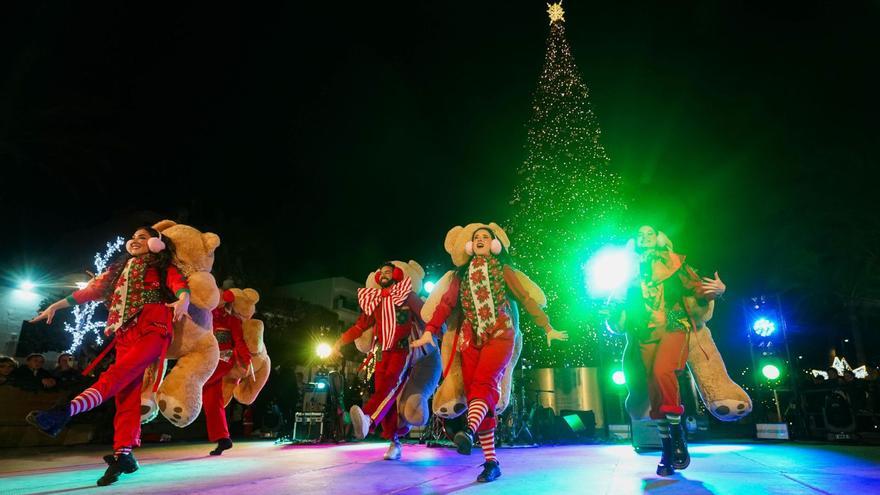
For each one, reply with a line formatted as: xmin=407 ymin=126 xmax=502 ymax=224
xmin=27 ymin=227 xmax=190 ymax=486
xmin=412 ymin=223 xmax=568 ymax=483
xmin=609 ymin=225 xmax=726 ymax=476
xmin=202 ymin=289 xmax=252 ymax=456
xmin=331 ymin=262 xmax=424 ymax=460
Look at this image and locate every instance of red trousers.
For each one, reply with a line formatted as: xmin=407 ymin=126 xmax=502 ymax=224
xmin=362 ymin=348 xmax=411 ymax=440
xmin=639 ymin=328 xmax=688 ymax=419
xmin=461 ymin=327 xmax=515 ymax=432
xmin=203 ymin=359 xmax=234 ymax=442
xmin=90 ymin=304 xmax=171 ymax=450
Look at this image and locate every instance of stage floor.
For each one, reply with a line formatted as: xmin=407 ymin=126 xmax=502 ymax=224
xmin=1 ymin=440 xmax=878 ymax=495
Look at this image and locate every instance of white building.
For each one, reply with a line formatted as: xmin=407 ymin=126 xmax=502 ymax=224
xmin=273 ymin=277 xmax=362 ymax=330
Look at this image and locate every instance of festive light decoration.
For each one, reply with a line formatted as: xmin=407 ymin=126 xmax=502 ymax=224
xmin=508 ymin=8 xmax=626 ymax=367
xmin=831 ymin=356 xmax=852 ymax=375
xmin=62 ymin=237 xmax=125 ymax=352
xmin=546 ymin=2 xmax=565 ymax=24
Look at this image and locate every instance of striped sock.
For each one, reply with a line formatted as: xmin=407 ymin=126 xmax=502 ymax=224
xmin=657 ymin=420 xmax=670 ymax=439
xmin=666 ymin=413 xmax=681 ymax=425
xmin=478 ymin=429 xmax=497 ymax=463
xmin=466 ymin=399 xmax=489 ymax=433
xmin=115 ymin=446 xmax=132 ymax=458
xmin=69 ymin=388 xmax=103 ymax=416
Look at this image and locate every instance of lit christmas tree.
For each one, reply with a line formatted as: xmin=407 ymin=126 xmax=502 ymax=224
xmin=63 ymin=237 xmax=125 ymax=352
xmin=508 ymin=2 xmax=627 ymax=368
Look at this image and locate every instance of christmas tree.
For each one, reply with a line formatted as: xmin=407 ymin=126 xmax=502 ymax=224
xmin=508 ymin=3 xmax=626 ymax=368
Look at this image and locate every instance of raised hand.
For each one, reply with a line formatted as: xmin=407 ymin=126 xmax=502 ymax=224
xmin=701 ymin=271 xmax=727 ymax=299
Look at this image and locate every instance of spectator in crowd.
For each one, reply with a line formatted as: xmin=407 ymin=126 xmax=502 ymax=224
xmin=52 ymin=353 xmax=82 ymax=389
xmin=826 ymin=367 xmax=841 ymax=386
xmin=0 ymin=355 xmax=18 ymax=386
xmin=842 ymin=369 xmax=856 ymax=384
xmin=12 ymin=353 xmax=57 ymax=391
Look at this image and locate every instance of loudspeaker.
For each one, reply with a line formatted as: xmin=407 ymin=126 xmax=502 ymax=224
xmin=294 ymin=412 xmax=324 ymax=440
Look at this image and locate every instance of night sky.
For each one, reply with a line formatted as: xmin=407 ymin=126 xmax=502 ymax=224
xmin=2 ymin=2 xmax=878 ymax=364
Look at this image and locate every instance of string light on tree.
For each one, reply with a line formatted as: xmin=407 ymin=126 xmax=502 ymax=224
xmin=63 ymin=237 xmax=124 ymax=352
xmin=508 ymin=5 xmax=627 ymax=368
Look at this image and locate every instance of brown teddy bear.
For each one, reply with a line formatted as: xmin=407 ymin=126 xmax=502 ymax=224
xmin=353 ymin=261 xmax=441 ymax=429
xmin=140 ymin=220 xmax=222 ymax=427
xmin=220 ymin=288 xmax=271 ymax=407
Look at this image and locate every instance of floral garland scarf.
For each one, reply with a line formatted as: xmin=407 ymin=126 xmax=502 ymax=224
xmin=460 ymin=255 xmax=508 ymax=344
xmin=105 ymin=257 xmax=149 ymax=335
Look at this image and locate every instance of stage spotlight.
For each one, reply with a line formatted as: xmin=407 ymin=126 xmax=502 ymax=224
xmin=612 ymin=370 xmax=626 ymax=386
xmin=316 ymin=343 xmax=332 ymax=359
xmin=19 ymin=280 xmax=36 ymax=292
xmin=762 ymin=364 xmax=781 ymax=380
xmin=585 ymin=246 xmax=637 ymax=297
xmin=424 ymin=281 xmax=436 ymax=294
xmin=752 ymin=318 xmax=776 ymax=337
xmin=315 ymin=381 xmax=327 ymax=390
xmin=75 ymin=281 xmax=88 ymax=290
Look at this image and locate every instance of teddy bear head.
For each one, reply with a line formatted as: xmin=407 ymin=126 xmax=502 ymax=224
xmin=444 ymin=223 xmax=511 ymax=267
xmin=152 ymin=219 xmax=221 ymax=312
xmin=227 ymin=288 xmax=260 ymax=320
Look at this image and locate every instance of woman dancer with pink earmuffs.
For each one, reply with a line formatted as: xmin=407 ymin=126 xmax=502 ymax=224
xmin=27 ymin=226 xmax=190 ymax=487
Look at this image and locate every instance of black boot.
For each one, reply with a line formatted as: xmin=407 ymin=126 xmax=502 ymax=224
xmin=453 ymin=428 xmax=474 ymax=455
xmin=25 ymin=403 xmax=71 ymax=438
xmin=656 ymin=437 xmax=675 ymax=477
xmin=669 ymin=421 xmax=690 ymax=470
xmin=477 ymin=460 xmax=501 ymax=482
xmin=210 ymin=438 xmax=233 ymax=456
xmin=97 ymin=452 xmax=139 ymax=486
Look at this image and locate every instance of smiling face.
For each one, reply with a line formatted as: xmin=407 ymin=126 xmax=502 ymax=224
xmin=472 ymin=228 xmax=494 ymax=257
xmin=378 ymin=264 xmax=396 ymax=288
xmin=126 ymin=228 xmax=154 ymax=256
xmin=636 ymin=225 xmax=658 ymax=252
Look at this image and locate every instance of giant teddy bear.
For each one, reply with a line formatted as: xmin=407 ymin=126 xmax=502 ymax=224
xmin=353 ymin=260 xmax=441 ymax=429
xmin=140 ymin=220 xmax=221 ymax=427
xmin=422 ymin=223 xmax=541 ymax=420
xmin=621 ymin=232 xmax=752 ymax=423
xmin=220 ymin=288 xmax=271 ymax=407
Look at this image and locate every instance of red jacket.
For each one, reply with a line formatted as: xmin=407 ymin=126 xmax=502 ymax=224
xmin=340 ymin=292 xmax=424 ymax=349
xmin=66 ymin=263 xmax=189 ymax=306
xmin=212 ymin=306 xmax=251 ymax=367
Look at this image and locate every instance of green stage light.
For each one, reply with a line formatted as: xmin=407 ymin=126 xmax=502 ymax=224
xmin=316 ymin=343 xmax=332 ymax=360
xmin=762 ymin=364 xmax=781 ymax=380
xmin=585 ymin=247 xmax=636 ymax=297
xmin=612 ymin=370 xmax=626 ymax=385
xmin=424 ymin=281 xmax=436 ymax=294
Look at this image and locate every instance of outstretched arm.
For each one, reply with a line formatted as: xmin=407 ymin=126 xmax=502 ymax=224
xmin=31 ymin=270 xmax=114 ymax=324
xmin=411 ymin=276 xmax=460 ymax=349
xmin=503 ymin=266 xmax=568 ymax=347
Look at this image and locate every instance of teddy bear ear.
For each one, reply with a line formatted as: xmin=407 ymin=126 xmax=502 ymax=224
xmin=489 ymin=222 xmax=511 ymax=249
xmin=202 ymin=232 xmax=221 ymax=252
xmin=152 ymin=219 xmax=177 ymax=232
xmin=444 ymin=226 xmax=463 ymax=255
xmin=407 ymin=260 xmax=425 ymax=279
xmin=243 ymin=288 xmax=260 ymax=303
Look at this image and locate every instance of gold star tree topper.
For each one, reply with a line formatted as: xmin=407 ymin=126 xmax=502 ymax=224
xmin=547 ymin=2 xmax=565 ymax=24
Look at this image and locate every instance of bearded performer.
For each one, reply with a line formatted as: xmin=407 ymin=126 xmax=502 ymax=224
xmin=331 ymin=262 xmax=425 ymax=461
xmin=607 ymin=225 xmax=726 ymax=477
xmin=412 ymin=223 xmax=568 ymax=483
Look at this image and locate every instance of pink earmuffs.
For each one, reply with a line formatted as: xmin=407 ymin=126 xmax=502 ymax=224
xmin=465 ymin=238 xmax=503 ymax=256
xmin=125 ymin=233 xmax=166 ymax=255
